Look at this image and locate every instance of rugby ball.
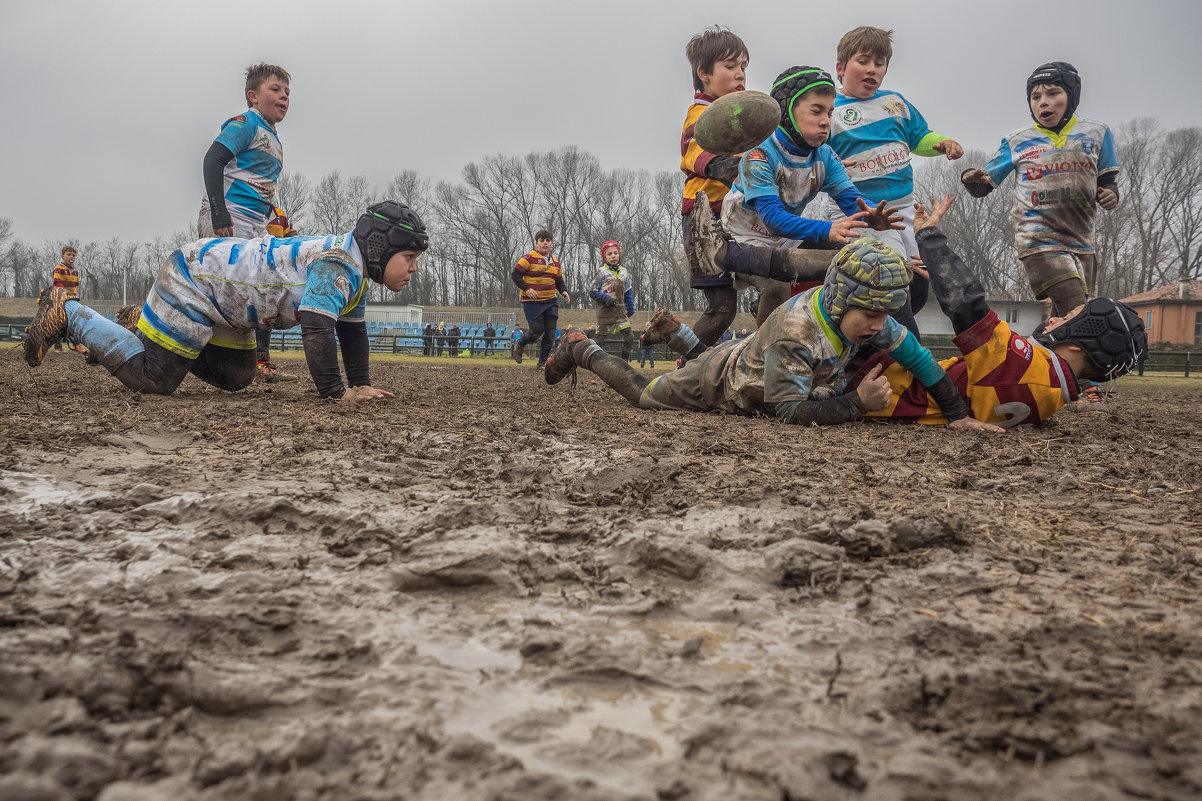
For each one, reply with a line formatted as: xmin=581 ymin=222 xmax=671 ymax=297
xmin=694 ymin=91 xmax=781 ymax=156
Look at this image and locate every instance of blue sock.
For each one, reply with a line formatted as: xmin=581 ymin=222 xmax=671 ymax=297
xmin=66 ymin=301 xmax=145 ymax=371
xmin=667 ymin=324 xmax=702 ymax=357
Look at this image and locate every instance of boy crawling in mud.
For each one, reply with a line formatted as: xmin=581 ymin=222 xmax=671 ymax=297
xmin=543 ymin=229 xmax=999 ymax=431
xmin=593 ymin=197 xmax=1146 ymax=429
xmin=23 ymin=202 xmax=429 ymax=401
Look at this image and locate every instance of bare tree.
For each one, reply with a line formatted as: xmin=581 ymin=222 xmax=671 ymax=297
xmin=915 ymin=151 xmax=1022 ymax=294
xmin=274 ymin=172 xmax=313 ymax=233
xmin=1160 ymin=127 xmax=1202 ymax=281
xmin=311 ymin=172 xmax=375 ymax=233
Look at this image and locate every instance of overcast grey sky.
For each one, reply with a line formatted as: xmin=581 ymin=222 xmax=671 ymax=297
xmin=3 ymin=0 xmax=1201 ymax=245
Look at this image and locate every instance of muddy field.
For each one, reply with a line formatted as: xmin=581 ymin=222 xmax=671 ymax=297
xmin=1 ymin=348 xmax=1200 ymax=801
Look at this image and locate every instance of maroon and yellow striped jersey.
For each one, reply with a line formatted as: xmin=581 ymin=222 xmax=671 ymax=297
xmin=862 ymin=310 xmax=1079 ymax=428
xmin=52 ymin=262 xmax=79 ymax=295
xmin=514 ymin=250 xmax=563 ymax=303
xmin=681 ymin=93 xmax=733 ymax=216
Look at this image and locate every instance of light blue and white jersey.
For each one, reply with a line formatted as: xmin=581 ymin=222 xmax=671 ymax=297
xmin=983 ymin=117 xmax=1118 ymax=257
xmin=828 ymin=90 xmax=933 ymax=203
xmin=138 ymin=232 xmax=368 ymax=359
xmin=199 ymin=108 xmax=283 ymax=224
xmin=721 ymin=130 xmax=855 ymax=245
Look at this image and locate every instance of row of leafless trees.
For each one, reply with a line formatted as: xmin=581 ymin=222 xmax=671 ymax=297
xmin=2 ymin=118 xmax=1198 ymax=310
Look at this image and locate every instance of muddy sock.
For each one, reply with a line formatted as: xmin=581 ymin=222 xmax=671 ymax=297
xmin=720 ymin=242 xmax=832 ymax=283
xmin=1046 ymin=278 xmax=1088 ymax=318
xmin=694 ymin=286 xmax=737 ymax=347
xmin=667 ymin=324 xmax=703 ymax=357
xmin=573 ymin=338 xmax=604 ymax=368
xmin=586 ymin=350 xmax=651 ymax=406
xmin=66 ymin=300 xmax=145 ymax=373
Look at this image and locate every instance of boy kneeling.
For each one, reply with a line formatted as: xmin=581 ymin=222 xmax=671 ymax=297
xmin=24 ymin=202 xmax=428 ymax=401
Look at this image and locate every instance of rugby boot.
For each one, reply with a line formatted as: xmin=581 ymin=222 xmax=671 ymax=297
xmin=512 ymin=344 xmax=525 ymax=364
xmin=256 ymin=361 xmax=300 ymax=383
xmin=24 ymin=286 xmax=73 ymax=367
xmin=115 ymin=304 xmax=142 ymax=331
xmin=544 ymin=328 xmax=591 ymax=385
xmin=641 ymin=308 xmax=682 ymax=345
xmin=689 ymin=190 xmax=729 ymax=276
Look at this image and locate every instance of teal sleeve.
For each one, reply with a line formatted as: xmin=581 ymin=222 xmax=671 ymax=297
xmin=888 ymin=329 xmax=946 ymax=387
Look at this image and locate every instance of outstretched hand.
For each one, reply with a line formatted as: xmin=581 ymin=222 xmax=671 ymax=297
xmin=948 ymin=417 xmax=1005 ymax=433
xmin=913 ymin=195 xmax=955 ymax=232
xmin=933 ymin=139 xmax=964 ymax=160
xmin=341 ymin=385 xmax=395 ymax=403
xmin=856 ymin=198 xmax=904 ymax=232
xmin=828 ymin=213 xmax=869 ymax=244
xmin=960 ymin=168 xmax=993 ymax=199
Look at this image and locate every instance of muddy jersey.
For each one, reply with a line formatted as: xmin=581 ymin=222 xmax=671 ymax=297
xmin=983 ymin=116 xmax=1118 ymax=257
xmin=668 ymin=286 xmax=939 ymax=415
xmin=680 ymin=93 xmax=732 ymax=215
xmin=828 ymin=90 xmax=940 ymax=203
xmin=590 ymin=263 xmax=635 ymax=328
xmin=863 ymin=310 xmax=1078 ymax=427
xmin=199 ymin=108 xmax=284 ymax=226
xmin=137 ymin=232 xmax=368 ymax=358
xmin=722 ymin=130 xmax=857 ymax=243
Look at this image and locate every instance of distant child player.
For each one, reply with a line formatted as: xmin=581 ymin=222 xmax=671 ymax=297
xmin=24 ymin=202 xmax=428 ymax=402
xmin=691 ymin=66 xmax=902 ymax=326
xmin=544 ymin=237 xmax=999 ymax=432
xmin=960 ymin=62 xmax=1118 ymax=319
xmin=511 ymin=230 xmax=571 ymax=367
xmin=851 ymin=196 xmax=1144 ymax=426
xmin=198 ymin=63 xmax=296 ymax=383
xmin=680 ymin=26 xmax=749 ymax=347
xmin=827 ymin=26 xmax=964 ymax=336
xmin=588 ymin=240 xmax=636 ymax=361
xmin=51 ymin=246 xmax=84 ymax=353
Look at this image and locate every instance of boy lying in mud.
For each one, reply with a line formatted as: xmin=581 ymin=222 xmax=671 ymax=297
xmin=23 ymin=202 xmax=428 ymax=401
xmin=850 ymin=197 xmax=1146 ymax=426
xmin=545 ymin=197 xmax=1145 ymax=430
xmin=544 ymin=213 xmax=996 ymax=431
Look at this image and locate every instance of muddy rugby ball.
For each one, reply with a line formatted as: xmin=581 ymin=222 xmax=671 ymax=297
xmin=694 ymin=91 xmax=780 ymax=156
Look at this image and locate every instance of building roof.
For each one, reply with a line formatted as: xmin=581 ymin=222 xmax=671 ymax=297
xmin=1121 ymin=280 xmax=1202 ymax=305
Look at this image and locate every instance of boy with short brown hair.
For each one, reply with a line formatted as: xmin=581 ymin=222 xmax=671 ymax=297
xmin=827 ymin=26 xmax=963 ymax=337
xmin=198 ymin=62 xmax=296 ymax=382
xmin=51 ymin=246 xmax=83 ymax=353
xmin=511 ymin=230 xmax=570 ymax=367
xmin=680 ymin=26 xmax=749 ymax=348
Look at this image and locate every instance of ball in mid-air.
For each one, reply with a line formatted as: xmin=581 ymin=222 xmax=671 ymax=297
xmin=694 ymin=91 xmax=781 ymax=156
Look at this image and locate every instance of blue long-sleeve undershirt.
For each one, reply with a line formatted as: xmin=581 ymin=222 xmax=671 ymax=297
xmin=749 ymin=187 xmax=862 ymax=244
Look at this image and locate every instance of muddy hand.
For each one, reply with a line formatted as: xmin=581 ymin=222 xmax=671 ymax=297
xmin=1097 ymin=187 xmax=1118 ymax=210
xmin=857 ymin=198 xmax=904 ymax=231
xmin=341 ymin=385 xmax=395 ymax=403
xmin=855 ymin=364 xmax=893 ymax=411
xmin=948 ymin=417 xmax=1004 ymax=433
xmin=914 ymin=196 xmax=954 ymax=232
xmin=909 ymin=254 xmax=929 ymax=280
xmin=829 ymin=213 xmax=869 ymax=244
xmin=933 ymin=139 xmax=964 ymax=160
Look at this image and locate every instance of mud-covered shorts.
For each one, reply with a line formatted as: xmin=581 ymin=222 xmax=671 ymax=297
xmin=638 ymin=340 xmax=741 ymax=413
xmin=1020 ymin=251 xmax=1097 ymax=298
